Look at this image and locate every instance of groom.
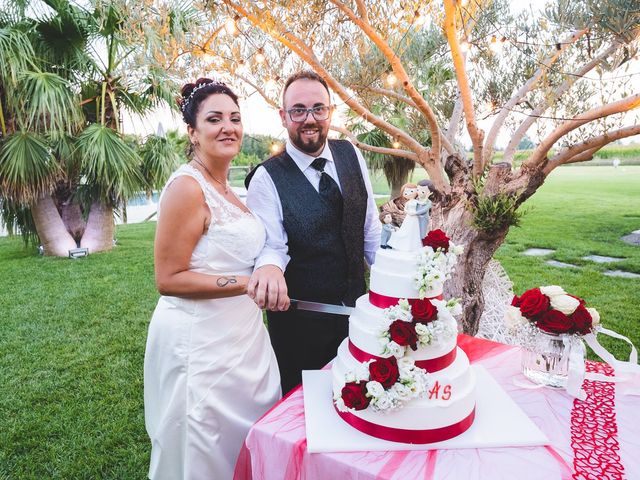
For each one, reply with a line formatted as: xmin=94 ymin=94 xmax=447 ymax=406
xmin=245 ymin=70 xmax=380 ymax=393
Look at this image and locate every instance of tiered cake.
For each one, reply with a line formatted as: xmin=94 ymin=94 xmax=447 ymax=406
xmin=332 ymin=232 xmax=476 ymax=444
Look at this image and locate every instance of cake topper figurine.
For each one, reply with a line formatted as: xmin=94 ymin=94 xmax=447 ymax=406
xmin=415 ymin=179 xmax=434 ymax=240
xmin=379 ymin=212 xmax=397 ymax=249
xmin=379 ymin=183 xmax=414 ymax=227
xmin=387 ymin=183 xmax=423 ymax=252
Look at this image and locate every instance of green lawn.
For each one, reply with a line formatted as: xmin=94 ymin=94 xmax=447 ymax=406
xmin=1 ymin=165 xmax=639 ymax=478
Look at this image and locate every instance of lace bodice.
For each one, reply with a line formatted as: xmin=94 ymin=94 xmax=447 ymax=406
xmin=158 ymin=164 xmax=266 ymax=275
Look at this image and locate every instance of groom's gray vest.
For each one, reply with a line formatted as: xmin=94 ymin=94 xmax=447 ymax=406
xmin=248 ymin=140 xmax=367 ymax=306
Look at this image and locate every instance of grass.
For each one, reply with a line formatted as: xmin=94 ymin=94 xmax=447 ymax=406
xmin=1 ymin=165 xmax=639 ymax=478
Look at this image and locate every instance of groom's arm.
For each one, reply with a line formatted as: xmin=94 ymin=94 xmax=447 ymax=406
xmin=246 ymin=166 xmax=290 ymax=311
xmin=354 ymin=147 xmax=382 ymax=266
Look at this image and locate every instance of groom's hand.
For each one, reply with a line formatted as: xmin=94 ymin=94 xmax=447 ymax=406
xmin=248 ymin=265 xmax=290 ymax=311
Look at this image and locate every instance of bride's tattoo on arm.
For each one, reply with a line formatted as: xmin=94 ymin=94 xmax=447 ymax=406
xmin=216 ymin=276 xmax=238 ymax=287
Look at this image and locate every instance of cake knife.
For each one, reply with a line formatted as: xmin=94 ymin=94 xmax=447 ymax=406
xmin=288 ymin=299 xmax=355 ymax=316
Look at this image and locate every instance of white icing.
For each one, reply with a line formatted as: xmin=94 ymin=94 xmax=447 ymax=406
xmin=370 ymin=248 xmax=443 ymax=299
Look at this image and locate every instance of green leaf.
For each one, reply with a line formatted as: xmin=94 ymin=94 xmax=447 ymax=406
xmin=0 ymin=131 xmax=60 ymax=203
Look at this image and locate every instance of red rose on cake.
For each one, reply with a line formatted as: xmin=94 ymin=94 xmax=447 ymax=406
xmin=341 ymin=381 xmax=371 ymax=410
xmin=388 ymin=319 xmax=419 ymax=351
xmin=505 ymin=285 xmax=600 ymax=335
xmin=422 ymin=229 xmax=450 ymax=252
xmin=411 ymin=298 xmax=438 ymax=324
xmin=369 ymin=356 xmax=400 ymax=389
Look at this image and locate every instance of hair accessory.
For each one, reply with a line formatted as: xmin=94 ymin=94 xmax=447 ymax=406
xmin=181 ymin=80 xmax=227 ymax=112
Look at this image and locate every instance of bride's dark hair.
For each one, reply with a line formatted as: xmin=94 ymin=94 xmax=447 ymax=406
xmin=178 ymin=77 xmax=239 ymax=127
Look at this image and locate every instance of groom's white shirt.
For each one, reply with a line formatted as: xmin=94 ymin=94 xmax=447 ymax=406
xmin=247 ymin=140 xmax=381 ymax=272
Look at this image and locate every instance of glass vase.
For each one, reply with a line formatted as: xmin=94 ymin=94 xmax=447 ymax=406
xmin=521 ymin=330 xmax=571 ymax=388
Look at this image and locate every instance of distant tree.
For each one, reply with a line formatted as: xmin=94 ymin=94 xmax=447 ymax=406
xmin=517 ymin=136 xmax=535 ymax=150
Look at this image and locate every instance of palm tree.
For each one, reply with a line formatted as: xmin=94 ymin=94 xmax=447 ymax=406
xmin=0 ymin=0 xmax=195 ymax=256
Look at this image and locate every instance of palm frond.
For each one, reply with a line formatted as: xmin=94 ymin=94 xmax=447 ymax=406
xmin=139 ymin=134 xmax=184 ymax=192
xmin=0 ymin=24 xmax=35 ymax=84
xmin=0 ymin=198 xmax=39 ymax=246
xmin=0 ymin=131 xmax=61 ymax=203
xmin=75 ymin=123 xmax=144 ymax=205
xmin=17 ymin=70 xmax=82 ymax=133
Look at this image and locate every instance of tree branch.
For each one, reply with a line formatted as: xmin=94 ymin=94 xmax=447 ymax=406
xmin=524 ymin=93 xmax=640 ymax=169
xmin=327 ymin=0 xmax=451 ymax=162
xmin=223 ymin=0 xmax=451 ymax=189
xmin=544 ymin=124 xmax=640 ymax=174
xmin=443 ymin=0 xmax=484 ymax=177
xmin=330 ymin=126 xmax=418 ymax=161
xmin=353 ymin=85 xmax=418 ymax=109
xmin=503 ymin=42 xmax=621 ymax=165
xmin=235 ymin=73 xmax=279 ymax=109
xmin=484 ymin=28 xmax=589 ymax=167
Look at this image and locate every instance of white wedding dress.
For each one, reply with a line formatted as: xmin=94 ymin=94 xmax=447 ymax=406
xmin=144 ymin=165 xmax=281 ymax=480
xmin=387 ymin=199 xmax=423 ymax=252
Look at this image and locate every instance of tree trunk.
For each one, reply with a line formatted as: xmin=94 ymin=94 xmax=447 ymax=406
xmin=80 ymin=201 xmax=115 ymax=253
xmin=31 ymin=195 xmax=78 ymax=257
xmin=60 ymin=200 xmax=86 ymax=244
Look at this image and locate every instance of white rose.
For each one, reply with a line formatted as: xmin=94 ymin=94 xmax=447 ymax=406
xmin=540 ymin=285 xmax=566 ymax=297
xmin=504 ymin=305 xmax=527 ymax=328
xmin=387 ymin=341 xmax=405 ymax=358
xmin=414 ymin=323 xmax=429 ymax=335
xmin=366 ymin=381 xmax=384 ymax=398
xmin=550 ymin=294 xmax=580 ymax=315
xmin=391 ymin=383 xmax=412 ymax=400
xmin=374 ymin=392 xmax=392 ymax=410
xmin=587 ymin=307 xmax=600 ymax=327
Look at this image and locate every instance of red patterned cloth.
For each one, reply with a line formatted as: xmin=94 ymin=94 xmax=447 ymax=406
xmin=571 ymin=361 xmax=624 ymax=480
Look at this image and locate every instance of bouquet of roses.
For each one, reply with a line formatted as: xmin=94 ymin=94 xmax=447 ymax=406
xmin=334 ymin=355 xmax=431 ymax=413
xmin=416 ymin=229 xmax=464 ymax=298
xmin=378 ymin=297 xmax=459 ymax=357
xmin=505 ymin=285 xmax=600 ymax=335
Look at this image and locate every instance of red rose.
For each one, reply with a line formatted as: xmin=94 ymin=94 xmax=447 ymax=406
xmin=570 ymin=304 xmax=593 ymax=335
xmin=369 ymin=356 xmax=400 ymax=389
xmin=341 ymin=381 xmax=370 ymax=410
xmin=411 ymin=298 xmax=438 ymax=324
xmin=511 ymin=295 xmax=521 ymax=307
xmin=388 ymin=320 xmax=419 ymax=350
xmin=519 ymin=288 xmax=550 ymax=319
xmin=422 ymin=229 xmax=450 ymax=252
xmin=537 ymin=309 xmax=573 ymax=334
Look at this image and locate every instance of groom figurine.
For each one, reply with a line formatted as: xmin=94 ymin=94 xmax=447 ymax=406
xmin=415 ymin=179 xmax=434 ymax=240
xmin=245 ymin=71 xmax=381 ymax=393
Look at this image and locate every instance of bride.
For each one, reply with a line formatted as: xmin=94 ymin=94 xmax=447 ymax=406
xmin=144 ymin=79 xmax=281 ymax=480
xmin=387 ymin=183 xmax=423 ymax=252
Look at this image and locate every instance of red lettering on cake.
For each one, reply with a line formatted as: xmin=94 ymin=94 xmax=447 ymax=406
xmin=427 ymin=381 xmax=452 ymax=400
xmin=442 ymin=385 xmax=452 ymax=400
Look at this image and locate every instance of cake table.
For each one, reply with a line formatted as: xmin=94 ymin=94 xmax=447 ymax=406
xmin=233 ymin=335 xmax=640 ymax=480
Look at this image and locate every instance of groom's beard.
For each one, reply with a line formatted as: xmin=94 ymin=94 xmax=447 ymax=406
xmin=290 ymin=121 xmax=328 ymax=155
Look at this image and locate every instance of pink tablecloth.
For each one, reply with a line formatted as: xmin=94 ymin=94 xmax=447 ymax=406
xmin=234 ymin=335 xmax=640 ymax=480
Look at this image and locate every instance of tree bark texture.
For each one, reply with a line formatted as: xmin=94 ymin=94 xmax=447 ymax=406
xmin=31 ymin=195 xmax=77 ymax=256
xmin=80 ymin=201 xmax=114 ymax=253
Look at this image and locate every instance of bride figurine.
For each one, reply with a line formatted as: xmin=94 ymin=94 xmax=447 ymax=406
xmin=387 ymin=183 xmax=423 ymax=252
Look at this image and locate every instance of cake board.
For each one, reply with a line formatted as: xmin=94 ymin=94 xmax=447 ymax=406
xmin=302 ymin=365 xmax=549 ymax=453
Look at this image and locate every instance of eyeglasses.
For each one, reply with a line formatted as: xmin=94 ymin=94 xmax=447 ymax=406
xmin=286 ymin=105 xmax=331 ymax=122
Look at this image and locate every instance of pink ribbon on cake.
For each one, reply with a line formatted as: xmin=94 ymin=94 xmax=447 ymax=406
xmin=369 ymin=291 xmax=443 ymax=309
xmin=335 ymin=406 xmax=475 ymax=444
xmin=348 ymin=340 xmax=457 ymax=373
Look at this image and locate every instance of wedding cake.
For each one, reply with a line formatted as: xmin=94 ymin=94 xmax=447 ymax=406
xmin=332 ymin=229 xmax=477 ymax=444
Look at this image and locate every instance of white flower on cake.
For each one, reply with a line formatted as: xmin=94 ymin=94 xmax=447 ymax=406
xmin=415 ymin=230 xmax=464 ymax=298
xmin=334 ymin=356 xmax=432 ymax=413
xmin=378 ymin=296 xmax=457 ymax=357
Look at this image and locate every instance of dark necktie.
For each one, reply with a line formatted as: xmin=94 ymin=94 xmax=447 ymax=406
xmin=310 ymin=157 xmax=343 ymax=214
